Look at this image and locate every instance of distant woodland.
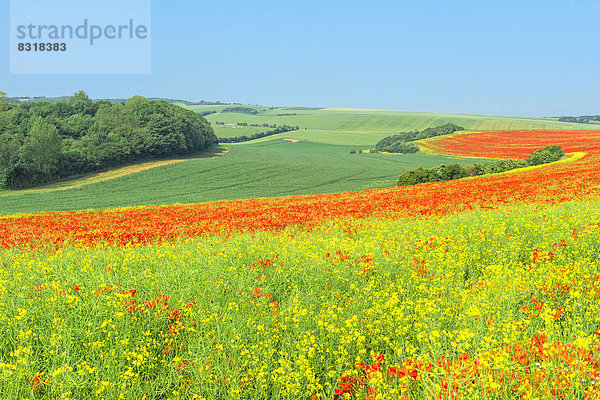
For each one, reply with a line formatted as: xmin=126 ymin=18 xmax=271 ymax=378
xmin=558 ymin=115 xmax=600 ymax=124
xmin=0 ymin=91 xmax=216 ymax=189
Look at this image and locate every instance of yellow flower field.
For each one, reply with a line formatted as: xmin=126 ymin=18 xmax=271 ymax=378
xmin=2 ymin=198 xmax=600 ymax=399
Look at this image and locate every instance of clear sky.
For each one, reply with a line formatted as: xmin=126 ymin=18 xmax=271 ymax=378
xmin=1 ymin=0 xmax=599 ymax=116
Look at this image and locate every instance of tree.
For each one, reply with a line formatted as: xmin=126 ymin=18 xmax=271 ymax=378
xmin=0 ymin=91 xmax=10 ymax=112
xmin=375 ymin=124 xmax=464 ymax=153
xmin=68 ymin=90 xmax=97 ymax=116
xmin=397 ymin=166 xmax=438 ymax=186
xmin=526 ymin=145 xmax=564 ymax=166
xmin=433 ymin=164 xmax=466 ymax=180
xmin=0 ymin=140 xmax=21 ymax=188
xmin=19 ymin=118 xmax=62 ymax=182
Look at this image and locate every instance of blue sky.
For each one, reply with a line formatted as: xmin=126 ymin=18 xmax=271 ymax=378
xmin=1 ymin=0 xmax=599 ymax=116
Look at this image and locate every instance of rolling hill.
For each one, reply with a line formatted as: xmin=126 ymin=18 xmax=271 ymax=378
xmin=1 ymin=106 xmax=596 ymax=215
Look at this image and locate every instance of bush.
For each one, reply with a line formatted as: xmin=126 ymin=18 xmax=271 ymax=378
xmin=417 ymin=123 xmax=465 ymax=140
xmin=526 ymin=145 xmax=565 ymax=166
xmin=434 ymin=164 xmax=467 ymax=181
xmin=398 ymin=166 xmax=440 ymax=186
xmin=375 ymin=139 xmax=419 ymax=153
xmin=463 ymin=164 xmax=482 ymax=177
xmin=481 ymin=159 xmax=528 ymax=174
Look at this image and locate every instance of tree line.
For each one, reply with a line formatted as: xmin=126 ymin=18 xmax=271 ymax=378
xmin=213 ymin=122 xmax=289 ymax=128
xmin=1 ymin=95 xmax=232 ymax=107
xmin=558 ymin=115 xmax=600 ymax=124
xmin=220 ymin=107 xmax=259 ymax=114
xmin=217 ymin=125 xmax=299 ymax=143
xmin=374 ymin=123 xmax=465 ymax=153
xmin=397 ymin=145 xmax=565 ymax=186
xmin=0 ymin=91 xmax=216 ymax=189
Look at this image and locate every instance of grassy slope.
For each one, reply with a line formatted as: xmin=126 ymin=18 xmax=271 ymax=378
xmin=2 ymin=107 xmax=597 ymax=215
xmin=201 ymin=107 xmax=598 ymax=146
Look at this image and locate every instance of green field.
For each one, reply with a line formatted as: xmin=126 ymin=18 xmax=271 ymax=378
xmin=0 ymin=140 xmax=488 ymax=214
xmin=1 ymin=107 xmax=597 ymax=215
xmin=198 ymin=106 xmax=597 ymax=146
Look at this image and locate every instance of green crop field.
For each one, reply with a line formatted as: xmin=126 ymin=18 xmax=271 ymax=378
xmin=2 ymin=107 xmax=596 ymax=215
xmin=0 ymin=139 xmax=488 ymax=214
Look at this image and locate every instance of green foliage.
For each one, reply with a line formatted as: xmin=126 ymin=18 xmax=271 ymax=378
xmin=558 ymin=115 xmax=600 ymax=124
xmin=0 ymin=140 xmax=20 ymax=188
xmin=477 ymin=159 xmax=528 ymax=174
xmin=17 ymin=118 xmax=62 ymax=185
xmin=218 ymin=125 xmax=299 ymax=143
xmin=0 ymin=91 xmax=216 ymax=189
xmin=397 ymin=164 xmax=466 ymax=186
xmin=419 ymin=123 xmax=464 ymax=138
xmin=433 ymin=164 xmax=467 ymax=181
xmin=527 ymin=145 xmax=565 ymax=166
xmin=397 ymin=166 xmax=439 ymax=185
xmin=0 ymin=91 xmax=9 ymax=113
xmin=374 ymin=123 xmax=464 ymax=153
xmin=220 ymin=106 xmax=259 ymax=114
xmin=374 ymin=137 xmax=419 ymax=153
xmin=398 ymin=145 xmax=565 ymax=186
